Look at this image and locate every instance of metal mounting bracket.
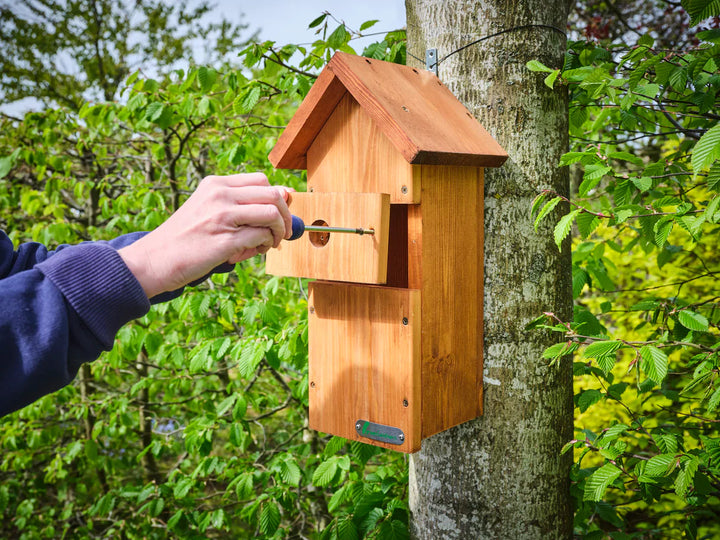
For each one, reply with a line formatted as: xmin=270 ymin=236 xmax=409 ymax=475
xmin=425 ymin=48 xmax=438 ymax=76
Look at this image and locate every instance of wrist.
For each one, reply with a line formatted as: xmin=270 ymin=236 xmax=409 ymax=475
xmin=118 ymin=240 xmax=164 ymax=299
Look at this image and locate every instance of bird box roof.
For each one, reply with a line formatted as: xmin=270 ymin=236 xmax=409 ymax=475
xmin=269 ymin=52 xmax=508 ymax=170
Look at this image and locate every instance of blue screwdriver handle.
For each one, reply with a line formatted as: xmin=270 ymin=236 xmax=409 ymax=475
xmin=289 ymin=215 xmax=305 ymax=241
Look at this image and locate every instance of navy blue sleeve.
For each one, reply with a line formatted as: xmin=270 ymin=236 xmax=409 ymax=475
xmin=0 ymin=231 xmax=150 ymax=417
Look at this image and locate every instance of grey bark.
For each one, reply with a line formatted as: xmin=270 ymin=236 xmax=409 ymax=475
xmin=405 ymin=1 xmax=574 ymax=538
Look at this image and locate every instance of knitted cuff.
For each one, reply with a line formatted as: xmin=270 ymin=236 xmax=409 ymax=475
xmin=36 ymin=243 xmax=150 ymax=349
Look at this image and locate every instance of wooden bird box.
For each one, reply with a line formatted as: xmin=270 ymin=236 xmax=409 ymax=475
xmin=266 ymin=52 xmax=507 ymax=453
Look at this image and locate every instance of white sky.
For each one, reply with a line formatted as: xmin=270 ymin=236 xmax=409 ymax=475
xmin=229 ymin=1 xmax=406 ymax=46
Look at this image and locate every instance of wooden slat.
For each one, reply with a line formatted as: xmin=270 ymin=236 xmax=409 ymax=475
xmin=308 ymin=282 xmax=421 ymax=453
xmin=268 ymin=69 xmax=347 ymax=170
xmin=417 ymin=165 xmax=484 ymax=438
xmin=307 ymin=93 xmax=419 ymax=204
xmin=327 ymin=52 xmax=508 ymax=167
xmin=265 ymin=192 xmax=390 ymax=284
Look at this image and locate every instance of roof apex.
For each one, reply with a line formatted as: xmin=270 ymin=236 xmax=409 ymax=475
xmin=269 ymin=51 xmax=508 ymax=170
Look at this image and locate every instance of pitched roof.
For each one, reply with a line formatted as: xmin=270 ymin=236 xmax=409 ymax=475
xmin=269 ymin=52 xmax=508 ymax=170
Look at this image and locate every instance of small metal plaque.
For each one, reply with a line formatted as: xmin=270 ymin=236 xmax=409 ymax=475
xmin=355 ymin=419 xmax=405 ymax=446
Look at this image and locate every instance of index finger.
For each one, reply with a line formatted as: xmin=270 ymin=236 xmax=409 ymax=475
xmin=217 ymin=172 xmax=270 ymax=188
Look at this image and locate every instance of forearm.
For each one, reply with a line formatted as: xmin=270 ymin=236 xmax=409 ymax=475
xmin=0 ymin=243 xmax=150 ymax=417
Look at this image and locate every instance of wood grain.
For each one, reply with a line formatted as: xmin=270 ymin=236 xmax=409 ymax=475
xmin=308 ymin=282 xmax=421 ymax=453
xmin=268 ymin=68 xmax=346 ymax=170
xmin=307 ymin=93 xmax=419 ymax=204
xmin=416 ymin=165 xmax=485 ymax=438
xmin=265 ymin=192 xmax=390 ymax=284
xmin=269 ymin=51 xmax=508 ymax=171
xmin=327 ymin=52 xmax=508 ymax=167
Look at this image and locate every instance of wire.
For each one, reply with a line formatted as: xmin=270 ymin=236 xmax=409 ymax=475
xmin=407 ymin=24 xmax=567 ymax=69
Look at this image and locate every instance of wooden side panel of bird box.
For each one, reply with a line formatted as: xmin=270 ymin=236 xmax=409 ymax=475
xmin=308 ymin=282 xmax=421 ymax=453
xmin=414 ymin=164 xmax=485 ymax=439
xmin=266 ymin=192 xmax=390 ymax=284
xmin=307 ymin=93 xmax=420 ymax=204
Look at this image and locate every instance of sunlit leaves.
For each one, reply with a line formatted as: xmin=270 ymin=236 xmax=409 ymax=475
xmin=584 ymin=463 xmax=622 ymax=501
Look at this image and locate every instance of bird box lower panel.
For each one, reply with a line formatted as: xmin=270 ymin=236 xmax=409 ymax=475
xmin=266 ymin=192 xmax=390 ymax=284
xmin=308 ymin=281 xmax=421 ymax=453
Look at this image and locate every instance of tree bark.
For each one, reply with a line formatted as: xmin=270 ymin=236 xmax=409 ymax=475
xmin=405 ymin=1 xmax=574 ymax=538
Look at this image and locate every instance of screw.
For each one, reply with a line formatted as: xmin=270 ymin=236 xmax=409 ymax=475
xmin=402 ymin=105 xmax=409 ymax=112
xmin=401 ymin=185 xmax=408 ymax=194
xmin=402 ymin=317 xmax=408 ymax=326
xmin=403 ymin=399 xmax=409 ymax=407
xmin=310 ymin=381 xmax=316 ymax=388
xmin=355 ymin=421 xmax=362 ymax=431
xmin=399 ymin=433 xmax=405 ymax=442
xmin=309 ymin=187 xmax=314 ymax=192
xmin=309 ymin=306 xmax=315 ymax=314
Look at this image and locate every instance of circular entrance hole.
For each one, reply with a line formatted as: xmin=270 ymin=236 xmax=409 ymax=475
xmin=309 ymin=220 xmax=330 ymax=247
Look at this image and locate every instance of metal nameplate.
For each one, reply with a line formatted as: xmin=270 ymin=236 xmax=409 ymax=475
xmin=355 ymin=419 xmax=405 ymax=445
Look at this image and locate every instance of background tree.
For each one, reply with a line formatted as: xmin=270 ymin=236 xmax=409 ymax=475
xmin=405 ymin=0 xmax=574 ymax=538
xmin=0 ymin=0 xmax=251 ymax=111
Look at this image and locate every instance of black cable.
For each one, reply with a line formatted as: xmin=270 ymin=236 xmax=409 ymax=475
xmin=406 ymin=24 xmax=567 ymax=69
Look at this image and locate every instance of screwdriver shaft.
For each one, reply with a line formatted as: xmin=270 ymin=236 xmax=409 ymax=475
xmin=304 ymin=225 xmax=374 ymax=236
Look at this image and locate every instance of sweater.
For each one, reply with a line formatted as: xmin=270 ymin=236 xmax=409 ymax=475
xmin=0 ymin=231 xmax=209 ymax=417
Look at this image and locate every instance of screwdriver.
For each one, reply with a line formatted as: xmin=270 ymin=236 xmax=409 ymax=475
xmin=288 ymin=215 xmax=375 ymax=241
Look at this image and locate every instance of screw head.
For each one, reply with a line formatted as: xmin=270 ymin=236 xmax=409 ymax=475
xmin=310 ymin=381 xmax=316 ymax=388
xmin=402 ymin=317 xmax=409 ymax=326
xmin=355 ymin=421 xmax=362 ymax=431
xmin=401 ymin=185 xmax=408 ymax=194
xmin=309 ymin=306 xmax=315 ymax=314
xmin=402 ymin=399 xmax=409 ymax=407
xmin=399 ymin=433 xmax=405 ymax=442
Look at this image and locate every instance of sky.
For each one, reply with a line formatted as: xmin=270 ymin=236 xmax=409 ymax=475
xmin=224 ymin=1 xmax=406 ymax=47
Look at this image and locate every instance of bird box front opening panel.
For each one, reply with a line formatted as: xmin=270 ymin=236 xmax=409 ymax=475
xmin=265 ymin=192 xmax=391 ymax=284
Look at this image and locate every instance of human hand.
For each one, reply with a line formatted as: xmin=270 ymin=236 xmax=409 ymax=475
xmin=118 ymin=173 xmax=292 ymax=298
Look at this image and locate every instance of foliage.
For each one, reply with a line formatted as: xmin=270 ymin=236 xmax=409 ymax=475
xmin=531 ymin=0 xmax=720 ymax=537
xmin=0 ymin=0 xmax=252 ymax=109
xmin=0 ymin=10 xmax=409 ymax=539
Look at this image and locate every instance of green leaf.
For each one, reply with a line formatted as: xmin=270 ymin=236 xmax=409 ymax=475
xmin=145 ymin=102 xmax=164 ymax=122
xmin=337 ymin=516 xmax=360 ymax=540
xmin=583 ymin=463 xmax=622 ymax=501
xmin=554 ymin=209 xmax=580 ymax=249
xmin=327 ymin=24 xmax=350 ymax=49
xmin=691 ymin=123 xmax=720 ymax=173
xmin=359 ymin=20 xmax=379 ymax=32
xmin=643 ymin=453 xmax=677 ymax=477
xmin=682 ymin=0 xmax=720 ymax=25
xmin=544 ymin=70 xmax=560 ymax=88
xmin=197 ymin=66 xmax=217 ymax=93
xmin=640 ymin=346 xmax=669 ymax=383
xmin=534 ymin=196 xmax=562 ymax=230
xmin=0 ymin=156 xmax=14 ymax=178
xmin=707 ymin=386 xmax=720 ymax=413
xmin=631 ymin=176 xmax=652 ymax=192
xmin=707 ymin=162 xmax=720 ymax=191
xmin=308 ymin=13 xmax=327 ymax=28
xmin=584 ymin=340 xmax=623 ymax=359
xmin=173 ymin=478 xmax=193 ymax=499
xmin=578 ymin=389 xmax=603 ymax=412
xmin=234 ymin=86 xmax=261 ymax=115
xmin=526 ymin=60 xmax=554 ymax=73
xmin=259 ymin=501 xmax=280 ymax=536
xmin=675 ymin=457 xmax=700 ymax=497
xmin=279 ymin=458 xmax=302 ymax=487
xmin=312 ymin=458 xmax=339 ymax=487
xmin=678 ymin=310 xmax=709 ymax=332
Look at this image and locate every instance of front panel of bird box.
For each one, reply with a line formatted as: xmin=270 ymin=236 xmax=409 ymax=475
xmin=266 ymin=192 xmax=390 ymax=284
xmin=306 ymin=93 xmax=420 ymax=204
xmin=308 ymin=281 xmax=421 ymax=453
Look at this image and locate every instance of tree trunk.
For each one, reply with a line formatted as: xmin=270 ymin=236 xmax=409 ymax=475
xmin=405 ymin=1 xmax=574 ymax=538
